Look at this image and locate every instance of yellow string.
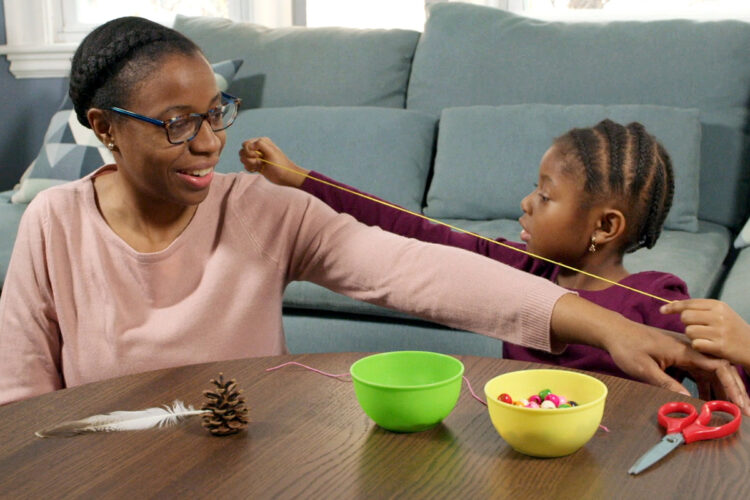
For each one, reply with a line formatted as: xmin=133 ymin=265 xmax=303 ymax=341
xmin=257 ymin=157 xmax=673 ymax=305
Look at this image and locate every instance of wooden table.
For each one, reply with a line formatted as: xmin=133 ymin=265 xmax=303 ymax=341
xmin=1 ymin=353 xmax=749 ymax=499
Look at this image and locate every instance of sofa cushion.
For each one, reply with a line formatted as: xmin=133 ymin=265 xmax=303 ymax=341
xmin=622 ymin=221 xmax=731 ymax=299
xmin=174 ymin=15 xmax=420 ymax=109
xmin=408 ymin=3 xmax=750 ymax=229
xmin=0 ymin=191 xmax=26 ymax=286
xmin=246 ymin=106 xmax=437 ymax=320
xmin=735 ymin=216 xmax=750 ymax=249
xmin=424 ymin=104 xmax=702 ymax=232
xmin=719 ymin=247 xmax=750 ymax=322
xmin=10 ymin=60 xmax=243 ymax=205
xmin=219 ymin=106 xmax=437 ymax=211
xmin=283 ymin=310 xmax=504 ymax=358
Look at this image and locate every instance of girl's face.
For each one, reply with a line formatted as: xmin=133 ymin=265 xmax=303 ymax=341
xmin=109 ymin=52 xmax=225 ymax=207
xmin=519 ymin=144 xmax=599 ymax=263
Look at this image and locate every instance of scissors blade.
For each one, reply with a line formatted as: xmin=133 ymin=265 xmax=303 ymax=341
xmin=628 ymin=433 xmax=685 ymax=475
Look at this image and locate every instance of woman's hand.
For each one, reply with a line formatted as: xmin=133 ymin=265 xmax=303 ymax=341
xmin=604 ymin=321 xmax=748 ymax=412
xmin=551 ymin=294 xmax=750 ymax=414
xmin=661 ymin=299 xmax=750 ymax=371
xmin=239 ymin=137 xmax=309 ymax=188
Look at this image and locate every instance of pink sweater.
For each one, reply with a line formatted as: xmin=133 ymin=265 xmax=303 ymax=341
xmin=0 ymin=167 xmax=569 ymax=404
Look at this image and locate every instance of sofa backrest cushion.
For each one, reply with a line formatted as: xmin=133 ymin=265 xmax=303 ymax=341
xmin=218 ymin=106 xmax=437 ymax=211
xmin=424 ymin=104 xmax=702 ymax=233
xmin=174 ymin=15 xmax=420 ymax=109
xmin=408 ymin=3 xmax=750 ymax=229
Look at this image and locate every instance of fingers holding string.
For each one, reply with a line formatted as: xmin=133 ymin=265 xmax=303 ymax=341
xmin=239 ymin=138 xmax=265 ymax=173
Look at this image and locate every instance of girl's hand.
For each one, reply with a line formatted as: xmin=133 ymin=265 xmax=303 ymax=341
xmin=661 ymin=299 xmax=750 ymax=370
xmin=239 ymin=137 xmax=309 ymax=188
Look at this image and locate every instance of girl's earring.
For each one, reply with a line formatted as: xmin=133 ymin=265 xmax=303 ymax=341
xmin=588 ymin=235 xmax=597 ymax=253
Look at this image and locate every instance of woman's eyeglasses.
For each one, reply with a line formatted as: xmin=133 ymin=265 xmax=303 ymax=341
xmin=110 ymin=92 xmax=241 ymax=145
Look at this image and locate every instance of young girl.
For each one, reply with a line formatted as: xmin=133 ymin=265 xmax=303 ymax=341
xmin=240 ymin=120 xmax=688 ymax=381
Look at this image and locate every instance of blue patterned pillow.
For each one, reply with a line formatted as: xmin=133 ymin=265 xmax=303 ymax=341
xmin=11 ymin=59 xmax=243 ymax=204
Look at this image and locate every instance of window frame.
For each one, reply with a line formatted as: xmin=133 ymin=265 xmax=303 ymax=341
xmin=0 ymin=0 xmax=305 ymax=79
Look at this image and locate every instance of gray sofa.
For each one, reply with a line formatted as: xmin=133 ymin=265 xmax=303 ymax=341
xmin=1 ymin=3 xmax=749 ymax=357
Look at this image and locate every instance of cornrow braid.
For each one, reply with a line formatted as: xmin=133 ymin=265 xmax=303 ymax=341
xmin=554 ymin=119 xmax=675 ymax=254
xmin=568 ymin=127 xmax=603 ymax=195
xmin=598 ymin=119 xmax=626 ymax=196
xmin=69 ymin=17 xmax=201 ymax=128
xmin=637 ymin=143 xmax=675 ymax=251
xmin=627 ymin=122 xmax=651 ymax=207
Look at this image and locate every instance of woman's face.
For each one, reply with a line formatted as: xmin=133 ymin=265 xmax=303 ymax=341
xmin=109 ymin=52 xmax=226 ymax=207
xmin=518 ymin=144 xmax=598 ymax=263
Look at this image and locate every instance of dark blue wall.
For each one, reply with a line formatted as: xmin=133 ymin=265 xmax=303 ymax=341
xmin=0 ymin=1 xmax=69 ymax=191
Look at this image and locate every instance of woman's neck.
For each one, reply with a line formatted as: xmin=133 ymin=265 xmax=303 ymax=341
xmin=93 ymin=169 xmax=198 ymax=253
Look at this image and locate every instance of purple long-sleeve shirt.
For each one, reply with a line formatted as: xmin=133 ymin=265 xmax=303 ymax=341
xmin=301 ymin=171 xmax=690 ymax=380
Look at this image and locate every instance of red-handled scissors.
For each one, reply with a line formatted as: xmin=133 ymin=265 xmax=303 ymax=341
xmin=628 ymin=400 xmax=741 ymax=475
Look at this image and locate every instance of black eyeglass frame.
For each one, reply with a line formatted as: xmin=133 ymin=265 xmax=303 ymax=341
xmin=109 ymin=91 xmax=241 ymax=145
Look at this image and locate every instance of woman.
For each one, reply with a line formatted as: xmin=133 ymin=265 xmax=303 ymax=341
xmin=0 ymin=17 xmax=745 ymax=409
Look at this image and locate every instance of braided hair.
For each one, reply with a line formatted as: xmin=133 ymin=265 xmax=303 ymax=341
xmin=554 ymin=119 xmax=675 ymax=253
xmin=69 ymin=17 xmax=201 ymax=128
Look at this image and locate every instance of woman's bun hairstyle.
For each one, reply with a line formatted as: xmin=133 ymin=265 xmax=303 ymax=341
xmin=69 ymin=17 xmax=200 ymax=128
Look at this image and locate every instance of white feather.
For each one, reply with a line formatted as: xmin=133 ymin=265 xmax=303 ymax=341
xmin=35 ymin=400 xmax=208 ymax=438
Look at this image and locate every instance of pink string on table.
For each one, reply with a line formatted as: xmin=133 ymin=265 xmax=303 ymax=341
xmin=265 ymin=361 xmax=351 ymax=380
xmin=463 ymin=375 xmax=487 ymax=406
xmin=264 ymin=361 xmax=609 ymax=432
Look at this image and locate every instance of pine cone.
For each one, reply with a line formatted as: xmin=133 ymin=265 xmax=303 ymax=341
xmin=201 ymin=373 xmax=250 ymax=436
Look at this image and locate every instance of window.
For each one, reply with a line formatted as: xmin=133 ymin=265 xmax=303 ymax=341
xmin=0 ymin=0 xmax=288 ymax=78
xmin=58 ymin=0 xmax=232 ymax=42
xmin=505 ymin=0 xmax=750 ymax=20
xmin=306 ymin=0 xmax=426 ymax=31
xmin=2 ymin=0 xmax=749 ymax=79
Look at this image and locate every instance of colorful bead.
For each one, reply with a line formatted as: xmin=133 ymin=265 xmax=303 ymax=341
xmin=498 ymin=388 xmax=580 ymax=410
xmin=544 ymin=394 xmax=560 ymax=407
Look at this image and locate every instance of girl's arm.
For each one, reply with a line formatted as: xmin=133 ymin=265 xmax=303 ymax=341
xmin=240 ymin=137 xmax=548 ymax=274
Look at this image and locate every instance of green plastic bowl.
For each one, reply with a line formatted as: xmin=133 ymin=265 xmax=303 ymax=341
xmin=350 ymin=351 xmax=465 ymax=432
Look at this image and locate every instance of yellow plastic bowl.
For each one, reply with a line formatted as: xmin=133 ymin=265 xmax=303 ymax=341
xmin=484 ymin=369 xmax=607 ymax=457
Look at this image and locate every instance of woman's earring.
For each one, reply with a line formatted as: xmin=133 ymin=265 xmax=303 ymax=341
xmin=588 ymin=235 xmax=597 ymax=253
xmin=107 ymin=142 xmax=115 ymax=151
